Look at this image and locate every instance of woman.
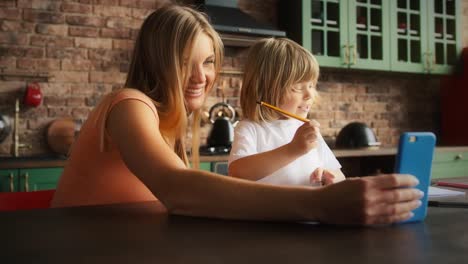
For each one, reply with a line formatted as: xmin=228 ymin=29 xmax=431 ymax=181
xmin=52 ymin=4 xmax=423 ymax=225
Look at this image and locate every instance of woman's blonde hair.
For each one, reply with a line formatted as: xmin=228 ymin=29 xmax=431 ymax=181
xmin=125 ymin=5 xmax=223 ymax=167
xmin=241 ymin=38 xmax=319 ymax=122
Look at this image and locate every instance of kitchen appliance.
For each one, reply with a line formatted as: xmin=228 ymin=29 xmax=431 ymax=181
xmin=335 ymin=122 xmax=381 ymax=149
xmin=200 ymin=102 xmax=237 ymax=155
xmin=196 ymin=0 xmax=285 ymax=37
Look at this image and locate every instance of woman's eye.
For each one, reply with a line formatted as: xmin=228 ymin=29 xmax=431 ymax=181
xmin=204 ymin=59 xmax=215 ymax=65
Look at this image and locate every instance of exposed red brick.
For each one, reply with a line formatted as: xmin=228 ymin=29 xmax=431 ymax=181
xmin=17 ymin=58 xmax=61 ymax=70
xmin=30 ymin=35 xmax=74 ymax=47
xmin=0 ymin=32 xmax=28 ymax=45
xmin=1 ymin=21 xmax=35 ymax=33
xmin=35 ymin=24 xmax=68 ymax=36
xmin=75 ymin=37 xmax=112 ymax=49
xmin=93 ymin=5 xmax=132 ymax=18
xmin=17 ymin=0 xmax=62 ymax=11
xmin=0 ymin=8 xmax=20 ymax=20
xmin=61 ymin=59 xmax=92 ymax=71
xmin=61 ymin=2 xmax=92 ymax=13
xmin=100 ymin=28 xmax=131 ymax=39
xmin=49 ymin=70 xmax=89 ymax=83
xmin=66 ymin=96 xmax=84 ymax=107
xmin=23 ymin=10 xmax=65 ymax=24
xmin=0 ymin=46 xmax=44 ymax=58
xmin=46 ymin=47 xmax=87 ymax=60
xmin=69 ymin=26 xmax=99 ymax=37
xmin=48 ymin=107 xmax=72 ymax=118
xmin=112 ymin=39 xmax=134 ymax=50
xmin=88 ymin=49 xmax=128 ymax=61
xmin=89 ymin=71 xmax=126 ymax=84
xmin=66 ymin=15 xmax=105 ymax=27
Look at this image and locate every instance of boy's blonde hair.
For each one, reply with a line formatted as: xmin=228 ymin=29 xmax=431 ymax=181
xmin=241 ymin=38 xmax=319 ymax=122
xmin=125 ymin=5 xmax=223 ymax=167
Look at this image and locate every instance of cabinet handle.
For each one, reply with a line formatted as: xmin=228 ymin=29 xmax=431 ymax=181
xmin=343 ymin=44 xmax=349 ymax=65
xmin=425 ymin=52 xmax=433 ymax=72
xmin=8 ymin=173 xmax=14 ymax=192
xmin=431 ymin=53 xmax=436 ymax=71
xmin=349 ymin=44 xmax=357 ymax=65
xmin=23 ymin=173 xmax=29 ymax=192
xmin=455 ymin=154 xmax=463 ymax=160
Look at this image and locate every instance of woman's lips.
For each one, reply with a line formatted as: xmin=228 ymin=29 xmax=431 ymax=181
xmin=185 ymin=85 xmax=204 ymax=97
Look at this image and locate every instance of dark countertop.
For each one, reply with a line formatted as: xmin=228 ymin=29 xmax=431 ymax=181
xmin=1 ymin=199 xmax=468 ymax=264
xmin=1 ymin=146 xmax=467 ymax=169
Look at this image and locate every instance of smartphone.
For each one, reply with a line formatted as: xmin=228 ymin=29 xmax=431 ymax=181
xmin=394 ymin=132 xmax=436 ymax=223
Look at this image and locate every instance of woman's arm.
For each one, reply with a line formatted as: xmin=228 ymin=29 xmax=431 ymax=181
xmin=107 ymin=100 xmax=423 ymax=224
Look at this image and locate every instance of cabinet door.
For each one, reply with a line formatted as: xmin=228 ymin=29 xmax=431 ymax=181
xmin=0 ymin=169 xmax=18 ymax=192
xmin=427 ymin=0 xmax=462 ymax=74
xmin=348 ymin=0 xmax=390 ymax=70
xmin=390 ymin=0 xmax=428 ymax=73
xmin=200 ymin=162 xmax=212 ymax=172
xmin=18 ymin=168 xmax=63 ymax=192
xmin=432 ymin=150 xmax=468 ymax=179
xmin=212 ymin=162 xmax=228 ymax=176
xmin=309 ymin=0 xmax=349 ymax=67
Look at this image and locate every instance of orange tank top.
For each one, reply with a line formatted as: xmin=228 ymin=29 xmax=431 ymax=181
xmin=51 ymin=89 xmax=162 ymax=208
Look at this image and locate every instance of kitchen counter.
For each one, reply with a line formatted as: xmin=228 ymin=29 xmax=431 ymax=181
xmin=1 ymin=146 xmax=467 ymax=169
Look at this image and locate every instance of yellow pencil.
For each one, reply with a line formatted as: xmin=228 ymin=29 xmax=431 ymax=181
xmin=256 ymin=101 xmax=310 ymax=122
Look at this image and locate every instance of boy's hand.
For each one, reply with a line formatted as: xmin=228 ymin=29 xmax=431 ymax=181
xmin=310 ymin=167 xmax=335 ymax=186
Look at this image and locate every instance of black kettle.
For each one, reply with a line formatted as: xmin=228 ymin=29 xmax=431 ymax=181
xmin=207 ymin=102 xmax=236 ymax=147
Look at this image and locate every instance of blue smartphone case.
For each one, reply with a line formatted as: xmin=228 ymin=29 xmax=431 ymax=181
xmin=394 ymin=132 xmax=436 ymax=223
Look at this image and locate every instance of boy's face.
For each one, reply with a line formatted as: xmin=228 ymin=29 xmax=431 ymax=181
xmin=184 ymin=33 xmax=216 ymax=112
xmin=279 ymin=81 xmax=317 ymax=119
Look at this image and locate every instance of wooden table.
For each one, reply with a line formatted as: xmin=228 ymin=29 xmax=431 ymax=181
xmin=1 ymin=201 xmax=467 ymax=264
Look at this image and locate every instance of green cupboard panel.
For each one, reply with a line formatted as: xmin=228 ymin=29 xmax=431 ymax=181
xmin=431 ymin=150 xmax=468 ymax=179
xmin=200 ymin=162 xmax=212 ymax=172
xmin=426 ymin=0 xmax=462 ymax=74
xmin=390 ymin=0 xmax=461 ymax=74
xmin=18 ymin=168 xmax=63 ymax=192
xmin=347 ymin=0 xmax=390 ymax=70
xmin=0 ymin=169 xmax=18 ymax=192
xmin=281 ymin=0 xmax=461 ymax=74
xmin=390 ymin=0 xmax=428 ymax=73
xmin=281 ymin=0 xmax=390 ymax=70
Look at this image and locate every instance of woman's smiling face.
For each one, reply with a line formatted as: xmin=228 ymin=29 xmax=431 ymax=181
xmin=184 ymin=33 xmax=216 ymax=112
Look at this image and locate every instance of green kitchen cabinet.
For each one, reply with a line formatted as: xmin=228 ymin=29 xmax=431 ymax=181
xmin=281 ymin=0 xmax=461 ymax=74
xmin=0 ymin=169 xmax=19 ymax=192
xmin=281 ymin=0 xmax=391 ymax=70
xmin=390 ymin=0 xmax=462 ymax=74
xmin=200 ymin=162 xmax=212 ymax=172
xmin=0 ymin=167 xmax=63 ymax=192
xmin=432 ymin=149 xmax=468 ymax=179
xmin=212 ymin=161 xmax=228 ymax=176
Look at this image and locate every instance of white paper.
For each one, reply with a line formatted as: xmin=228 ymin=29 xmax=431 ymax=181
xmin=428 ymin=186 xmax=466 ymax=198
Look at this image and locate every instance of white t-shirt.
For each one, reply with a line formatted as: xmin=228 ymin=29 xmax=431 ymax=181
xmin=228 ymin=119 xmax=341 ymax=186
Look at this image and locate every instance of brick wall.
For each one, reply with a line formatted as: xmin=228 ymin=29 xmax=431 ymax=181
xmin=0 ymin=0 xmax=466 ymax=157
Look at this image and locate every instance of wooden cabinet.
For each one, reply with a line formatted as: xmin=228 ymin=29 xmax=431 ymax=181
xmin=0 ymin=167 xmax=63 ymax=192
xmin=390 ymin=0 xmax=462 ymax=73
xmin=432 ymin=148 xmax=468 ymax=179
xmin=280 ymin=0 xmax=461 ymax=74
